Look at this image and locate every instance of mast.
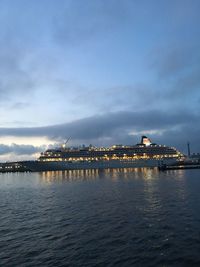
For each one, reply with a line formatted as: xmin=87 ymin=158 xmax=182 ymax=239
xmin=62 ymin=137 xmax=70 ymax=149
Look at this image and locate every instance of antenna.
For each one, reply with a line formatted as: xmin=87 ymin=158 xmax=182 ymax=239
xmin=187 ymin=141 xmax=191 ymax=157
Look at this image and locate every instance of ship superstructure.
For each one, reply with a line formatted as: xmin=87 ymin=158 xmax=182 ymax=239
xmin=23 ymin=136 xmax=183 ymax=171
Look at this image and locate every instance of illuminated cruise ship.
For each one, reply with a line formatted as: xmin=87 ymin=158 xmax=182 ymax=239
xmin=22 ymin=136 xmax=183 ymax=172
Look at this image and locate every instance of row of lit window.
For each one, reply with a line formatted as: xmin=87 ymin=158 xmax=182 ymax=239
xmin=0 ymin=165 xmax=21 ymax=169
xmin=40 ymin=154 xmax=180 ymax=162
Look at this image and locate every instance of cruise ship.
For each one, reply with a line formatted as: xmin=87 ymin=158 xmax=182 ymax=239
xmin=22 ymin=136 xmax=183 ymax=172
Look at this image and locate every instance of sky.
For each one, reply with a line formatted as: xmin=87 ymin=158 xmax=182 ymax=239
xmin=0 ymin=0 xmax=200 ymax=161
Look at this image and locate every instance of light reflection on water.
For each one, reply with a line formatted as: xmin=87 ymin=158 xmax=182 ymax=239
xmin=39 ymin=167 xmax=160 ymax=184
xmin=38 ymin=167 xmax=188 ymax=218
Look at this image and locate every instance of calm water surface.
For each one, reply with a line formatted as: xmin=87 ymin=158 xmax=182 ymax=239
xmin=0 ymin=168 xmax=200 ymax=266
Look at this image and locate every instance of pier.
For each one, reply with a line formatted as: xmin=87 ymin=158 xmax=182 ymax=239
xmin=0 ymin=162 xmax=30 ymax=173
xmin=158 ymin=163 xmax=200 ymax=171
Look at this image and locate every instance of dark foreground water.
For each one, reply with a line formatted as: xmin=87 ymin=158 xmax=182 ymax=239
xmin=0 ymin=168 xmax=200 ymax=267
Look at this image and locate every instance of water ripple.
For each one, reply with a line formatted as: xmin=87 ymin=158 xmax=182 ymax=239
xmin=0 ymin=169 xmax=200 ymax=266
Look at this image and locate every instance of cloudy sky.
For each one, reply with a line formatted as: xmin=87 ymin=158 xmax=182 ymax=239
xmin=0 ymin=0 xmax=200 ymax=160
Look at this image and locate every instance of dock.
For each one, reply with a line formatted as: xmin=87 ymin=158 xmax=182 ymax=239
xmin=0 ymin=162 xmax=30 ymax=173
xmin=158 ymin=164 xmax=200 ymax=171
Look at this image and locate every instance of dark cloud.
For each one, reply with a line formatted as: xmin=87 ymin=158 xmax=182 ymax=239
xmin=0 ymin=110 xmax=194 ymax=136
xmin=0 ymin=144 xmax=45 ymax=156
xmin=0 ymin=110 xmax=199 ymax=151
xmin=152 ymin=125 xmax=200 ymax=155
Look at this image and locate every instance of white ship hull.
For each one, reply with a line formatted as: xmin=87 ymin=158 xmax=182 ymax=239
xmin=23 ymin=158 xmax=177 ymax=172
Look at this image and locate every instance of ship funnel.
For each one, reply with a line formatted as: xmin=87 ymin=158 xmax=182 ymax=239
xmin=141 ymin=136 xmax=152 ymax=146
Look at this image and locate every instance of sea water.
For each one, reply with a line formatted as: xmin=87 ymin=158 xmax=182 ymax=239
xmin=0 ymin=168 xmax=200 ymax=266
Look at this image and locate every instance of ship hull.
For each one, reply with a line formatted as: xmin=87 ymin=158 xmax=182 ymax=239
xmin=22 ymin=158 xmax=177 ymax=172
